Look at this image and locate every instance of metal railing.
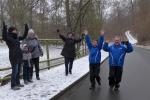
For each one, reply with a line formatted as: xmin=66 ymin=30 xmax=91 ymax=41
xmin=0 ymin=37 xmax=87 ymax=85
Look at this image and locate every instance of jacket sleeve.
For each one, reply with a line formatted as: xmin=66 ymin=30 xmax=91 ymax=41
xmin=126 ymin=42 xmax=133 ymax=53
xmin=59 ymin=34 xmax=66 ymax=42
xmin=97 ymin=35 xmax=104 ymax=50
xmin=85 ymin=35 xmax=92 ymax=50
xmin=2 ymin=23 xmax=7 ymax=41
xmin=37 ymin=40 xmax=43 ymax=56
xmin=19 ymin=24 xmax=29 ymax=40
xmin=2 ymin=23 xmax=16 ymax=45
xmin=103 ymin=42 xmax=110 ymax=52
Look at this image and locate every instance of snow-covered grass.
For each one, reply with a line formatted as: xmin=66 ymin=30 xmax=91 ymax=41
xmin=125 ymin=31 xmax=138 ymax=44
xmin=0 ymin=51 xmax=108 ymax=100
xmin=0 ymin=43 xmax=63 ymax=79
xmin=0 ymin=43 xmax=62 ymax=69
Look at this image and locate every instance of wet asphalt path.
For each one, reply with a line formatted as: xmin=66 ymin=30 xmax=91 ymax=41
xmin=56 ymin=47 xmax=150 ymax=100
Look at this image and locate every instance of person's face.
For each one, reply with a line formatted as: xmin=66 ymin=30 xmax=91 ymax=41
xmin=92 ymin=40 xmax=98 ymax=47
xmin=12 ymin=29 xmax=18 ymax=34
xmin=114 ymin=36 xmax=121 ymax=45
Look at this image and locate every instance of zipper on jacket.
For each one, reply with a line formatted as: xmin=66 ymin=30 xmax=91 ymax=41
xmin=95 ymin=52 xmax=99 ymax=63
xmin=118 ymin=53 xmax=125 ymax=65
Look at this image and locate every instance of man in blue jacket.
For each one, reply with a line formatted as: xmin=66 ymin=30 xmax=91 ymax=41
xmin=103 ymin=36 xmax=133 ymax=91
xmin=84 ymin=30 xmax=104 ymax=90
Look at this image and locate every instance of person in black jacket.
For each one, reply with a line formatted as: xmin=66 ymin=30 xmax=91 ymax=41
xmin=2 ymin=22 xmax=29 ymax=90
xmin=57 ymin=29 xmax=84 ymax=76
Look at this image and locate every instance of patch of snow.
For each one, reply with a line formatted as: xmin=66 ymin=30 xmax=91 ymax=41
xmin=0 ymin=44 xmax=62 ymax=68
xmin=125 ymin=31 xmax=138 ymax=44
xmin=0 ymin=51 xmax=108 ymax=100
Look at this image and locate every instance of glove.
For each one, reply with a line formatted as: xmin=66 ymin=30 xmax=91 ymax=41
xmin=125 ymin=41 xmax=129 ymax=45
xmin=121 ymin=41 xmax=125 ymax=45
xmin=57 ymin=29 xmax=60 ymax=33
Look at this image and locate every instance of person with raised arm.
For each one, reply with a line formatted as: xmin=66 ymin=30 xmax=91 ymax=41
xmin=2 ymin=22 xmax=29 ymax=90
xmin=23 ymin=29 xmax=43 ymax=81
xmin=84 ymin=30 xmax=104 ymax=90
xmin=57 ymin=29 xmax=84 ymax=76
xmin=103 ymin=35 xmax=133 ymax=91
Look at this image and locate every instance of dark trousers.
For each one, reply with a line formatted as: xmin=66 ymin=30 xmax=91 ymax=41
xmin=64 ymin=57 xmax=74 ymax=75
xmin=11 ymin=64 xmax=21 ymax=88
xmin=23 ymin=60 xmax=30 ymax=81
xmin=109 ymin=67 xmax=123 ymax=87
xmin=30 ymin=57 xmax=39 ymax=79
xmin=89 ymin=63 xmax=101 ymax=87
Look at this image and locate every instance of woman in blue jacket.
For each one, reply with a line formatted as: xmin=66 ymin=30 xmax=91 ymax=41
xmin=103 ymin=36 xmax=133 ymax=91
xmin=84 ymin=30 xmax=104 ymax=90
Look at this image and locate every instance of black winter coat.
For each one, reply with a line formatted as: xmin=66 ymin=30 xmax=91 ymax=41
xmin=2 ymin=26 xmax=28 ymax=67
xmin=59 ymin=34 xmax=83 ymax=58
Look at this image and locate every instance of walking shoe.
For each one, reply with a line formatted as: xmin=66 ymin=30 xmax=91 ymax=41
xmin=36 ymin=77 xmax=40 ymax=80
xmin=18 ymin=84 xmax=24 ymax=87
xmin=24 ymin=80 xmax=29 ymax=85
xmin=28 ymin=79 xmax=33 ymax=83
xmin=89 ymin=85 xmax=95 ymax=90
xmin=109 ymin=85 xmax=114 ymax=90
xmin=114 ymin=87 xmax=119 ymax=91
xmin=69 ymin=71 xmax=72 ymax=74
xmin=97 ymin=80 xmax=101 ymax=86
xmin=114 ymin=84 xmax=120 ymax=91
xmin=11 ymin=86 xmax=20 ymax=90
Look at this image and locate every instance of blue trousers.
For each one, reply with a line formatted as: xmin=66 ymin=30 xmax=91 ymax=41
xmin=23 ymin=60 xmax=30 ymax=81
xmin=11 ymin=64 xmax=21 ymax=88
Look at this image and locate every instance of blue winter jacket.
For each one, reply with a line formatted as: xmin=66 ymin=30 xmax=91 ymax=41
xmin=103 ymin=42 xmax=133 ymax=67
xmin=85 ymin=35 xmax=104 ymax=64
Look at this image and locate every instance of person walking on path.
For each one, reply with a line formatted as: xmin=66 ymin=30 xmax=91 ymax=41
xmin=84 ymin=30 xmax=104 ymax=90
xmin=2 ymin=22 xmax=29 ymax=90
xmin=57 ymin=29 xmax=84 ymax=76
xmin=103 ymin=36 xmax=133 ymax=91
xmin=24 ymin=29 xmax=43 ymax=80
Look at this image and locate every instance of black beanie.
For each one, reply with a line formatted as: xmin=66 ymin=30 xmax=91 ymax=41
xmin=8 ymin=26 xmax=17 ymax=33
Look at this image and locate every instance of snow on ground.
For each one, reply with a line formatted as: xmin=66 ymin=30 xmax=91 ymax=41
xmin=0 ymin=51 xmax=108 ymax=100
xmin=125 ymin=31 xmax=138 ymax=44
xmin=0 ymin=43 xmax=62 ymax=69
xmin=0 ymin=43 xmax=63 ymax=79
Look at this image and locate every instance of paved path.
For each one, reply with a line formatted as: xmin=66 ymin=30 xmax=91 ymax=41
xmin=56 ymin=47 xmax=150 ymax=100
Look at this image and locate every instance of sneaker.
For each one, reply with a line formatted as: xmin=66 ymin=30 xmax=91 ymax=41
xmin=24 ymin=80 xmax=29 ymax=85
xmin=18 ymin=84 xmax=24 ymax=87
xmin=97 ymin=81 xmax=101 ymax=86
xmin=89 ymin=85 xmax=95 ymax=90
xmin=28 ymin=79 xmax=33 ymax=83
xmin=36 ymin=77 xmax=40 ymax=80
xmin=114 ymin=84 xmax=120 ymax=91
xmin=11 ymin=86 xmax=20 ymax=90
xmin=109 ymin=85 xmax=114 ymax=90
xmin=69 ymin=71 xmax=72 ymax=74
xmin=114 ymin=87 xmax=119 ymax=91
